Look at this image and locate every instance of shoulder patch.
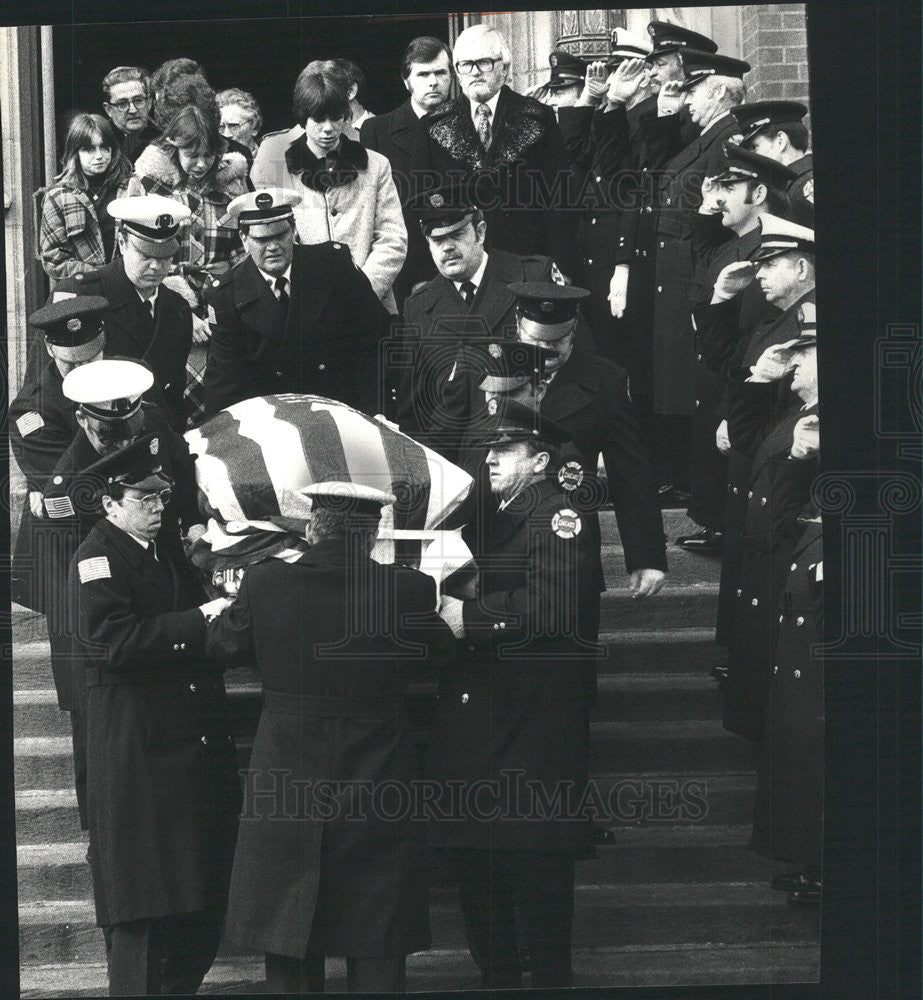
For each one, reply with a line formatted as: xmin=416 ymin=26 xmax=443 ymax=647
xmin=206 ymin=303 xmax=217 ymax=324
xmin=44 ymin=495 xmax=75 ymax=518
xmin=78 ymin=556 xmax=111 ymax=583
xmin=557 ymin=461 xmax=584 ymax=491
xmin=551 ymin=508 xmax=582 ymax=539
xmin=802 ymin=178 xmax=814 ymax=203
xmin=16 ymin=412 xmax=45 ymax=437
xmin=550 ymin=261 xmax=566 ymax=286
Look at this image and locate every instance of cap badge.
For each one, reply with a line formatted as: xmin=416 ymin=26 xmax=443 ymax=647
xmin=557 ymin=461 xmax=584 ymax=491
xmin=551 ymin=508 xmax=582 ymax=539
xmin=67 ymin=318 xmax=82 ymax=332
xmin=487 ymin=397 xmax=499 ymax=415
xmin=540 ymin=300 xmax=555 ymax=314
xmin=255 ymin=192 xmax=273 ymax=209
xmin=155 ymin=213 xmax=173 ymax=230
xmin=489 ymin=343 xmax=502 ymax=358
xmin=429 ymin=193 xmax=445 ymax=208
xmin=150 ymin=437 xmax=159 ymax=456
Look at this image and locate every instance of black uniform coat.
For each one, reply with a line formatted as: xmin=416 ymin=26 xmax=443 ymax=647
xmin=40 ymin=403 xmax=203 ymax=709
xmin=70 ymin=517 xmax=240 ymax=927
xmin=787 ymin=152 xmax=814 ymax=206
xmin=427 ymin=478 xmax=600 ymax=856
xmin=723 ymin=387 xmax=819 ymax=742
xmin=396 ymin=249 xmax=555 ymax=459
xmin=751 ymin=517 xmax=824 ymax=864
xmin=643 ymin=111 xmax=743 ymax=414
xmin=203 ymin=241 xmax=388 ymax=418
xmin=10 ymin=355 xmax=81 ymax=612
xmin=57 ymin=260 xmax=193 ymax=430
xmin=205 ymin=542 xmax=455 ymax=959
xmin=421 ymin=87 xmax=579 ymax=277
xmin=360 ymin=100 xmax=438 ymax=309
xmin=542 ymin=346 xmax=667 ymax=577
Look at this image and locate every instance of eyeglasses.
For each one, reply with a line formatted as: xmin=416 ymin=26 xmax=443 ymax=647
xmin=107 ymin=95 xmax=150 ymax=112
xmin=122 ymin=488 xmax=172 ymax=510
xmin=455 ymin=57 xmax=502 ymax=76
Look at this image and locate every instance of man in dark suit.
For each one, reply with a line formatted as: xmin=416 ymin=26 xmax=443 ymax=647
xmin=419 ymin=23 xmax=578 ymax=278
xmin=101 ymin=65 xmax=159 ymax=164
xmin=360 ymin=36 xmax=453 ymax=309
xmin=202 ymin=189 xmax=389 ymax=417
xmin=69 ymin=434 xmax=239 ymax=996
xmin=56 ymin=195 xmax=194 ymax=430
xmin=206 ymin=482 xmax=454 ymax=995
xmin=395 ymin=187 xmax=573 ymax=461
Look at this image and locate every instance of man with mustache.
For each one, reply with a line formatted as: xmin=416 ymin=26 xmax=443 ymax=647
xmin=202 ymin=188 xmax=389 ymax=416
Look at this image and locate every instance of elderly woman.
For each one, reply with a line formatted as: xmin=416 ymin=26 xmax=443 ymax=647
xmin=128 ymin=100 xmax=248 ymax=423
xmin=39 ymin=113 xmax=132 ymax=281
xmin=217 ymin=87 xmax=263 ymax=158
xmin=251 ymin=72 xmax=406 ymax=314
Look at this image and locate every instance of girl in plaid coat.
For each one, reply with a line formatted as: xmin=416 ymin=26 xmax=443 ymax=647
xmin=39 ymin=114 xmax=131 ymax=282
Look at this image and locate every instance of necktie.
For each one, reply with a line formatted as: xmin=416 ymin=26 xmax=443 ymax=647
xmin=275 ymin=275 xmax=289 ymax=312
xmin=146 ymin=298 xmax=155 ymax=322
xmin=459 ymin=280 xmax=476 ymax=307
xmin=475 ymin=103 xmax=492 ymax=150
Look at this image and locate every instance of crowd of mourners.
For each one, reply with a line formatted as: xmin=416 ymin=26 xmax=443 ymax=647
xmin=10 ymin=17 xmax=823 ymax=995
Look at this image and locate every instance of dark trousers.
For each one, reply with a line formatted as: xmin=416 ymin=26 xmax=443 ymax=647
xmin=265 ymin=951 xmax=407 ymax=994
xmin=451 ymin=848 xmax=575 ymax=989
xmin=653 ymin=413 xmax=693 ymax=491
xmin=106 ymin=909 xmax=223 ymax=996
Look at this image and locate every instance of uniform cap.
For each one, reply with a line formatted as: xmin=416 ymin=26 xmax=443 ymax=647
xmin=606 ymin=27 xmax=652 ymax=67
xmin=29 ymin=296 xmax=108 ymax=347
xmin=731 ymin=100 xmax=808 ymax=143
xmin=479 ymin=341 xmax=558 ymax=393
xmin=646 ymin=20 xmax=718 ymax=60
xmin=408 ymin=180 xmax=480 ymax=238
xmin=227 ymin=188 xmax=302 ymax=236
xmin=63 ymin=358 xmax=154 ymax=421
xmin=547 ymin=49 xmax=587 ymax=89
xmin=301 ymin=481 xmax=396 ymax=518
xmin=109 ymin=194 xmax=191 ymax=257
xmin=84 ymin=432 xmax=172 ymax=492
xmin=477 ymin=397 xmax=570 ymax=449
xmin=748 ymin=214 xmax=815 ymax=261
xmin=678 ymin=50 xmax=751 ymax=91
xmin=510 ymin=281 xmax=590 ymax=334
xmin=713 ymin=142 xmax=798 ymax=189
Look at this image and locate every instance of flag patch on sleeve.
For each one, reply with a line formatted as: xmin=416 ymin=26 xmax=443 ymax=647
xmin=78 ymin=556 xmax=111 ymax=583
xmin=44 ymin=495 xmax=75 ymax=518
xmin=16 ymin=412 xmax=45 ymax=437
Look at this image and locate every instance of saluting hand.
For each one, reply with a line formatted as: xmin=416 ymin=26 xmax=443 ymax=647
xmin=711 ymin=261 xmax=756 ymax=302
xmin=579 ymin=61 xmax=609 ymax=105
xmin=748 ymin=343 xmax=797 ymax=382
xmin=606 ymin=58 xmax=646 ymax=105
xmin=629 ymin=568 xmax=666 ymax=599
xmin=657 ymin=80 xmax=684 ymax=116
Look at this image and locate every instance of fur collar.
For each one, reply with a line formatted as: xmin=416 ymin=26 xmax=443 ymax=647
xmin=427 ymin=87 xmax=551 ymax=171
xmin=284 ymin=134 xmax=369 ymax=191
xmin=133 ymin=141 xmax=248 ymax=199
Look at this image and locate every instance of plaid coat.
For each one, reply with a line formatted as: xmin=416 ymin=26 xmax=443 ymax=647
xmin=39 ymin=183 xmax=122 ymax=281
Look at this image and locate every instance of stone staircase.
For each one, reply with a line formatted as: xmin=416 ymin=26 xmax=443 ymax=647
xmin=13 ymin=509 xmax=821 ymax=996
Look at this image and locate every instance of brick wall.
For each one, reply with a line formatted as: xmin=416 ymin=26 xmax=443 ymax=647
xmin=741 ymin=3 xmax=810 ymax=115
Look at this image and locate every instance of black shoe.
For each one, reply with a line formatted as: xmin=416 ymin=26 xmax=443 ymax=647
xmin=675 ymin=527 xmax=723 ymax=552
xmin=657 ymin=483 xmax=691 ymax=508
xmin=771 ymin=868 xmax=818 ymax=892
xmin=787 ymin=880 xmax=822 ymax=905
xmin=710 ymin=664 xmax=729 ymax=683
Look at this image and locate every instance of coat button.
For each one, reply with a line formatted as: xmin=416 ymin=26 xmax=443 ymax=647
xmin=761 ymin=497 xmax=767 ymax=506
xmin=173 ymin=643 xmax=180 ymax=651
xmin=751 ymin=598 xmax=758 ymax=606
xmin=189 ymin=683 xmax=197 ymax=693
xmin=736 ymin=589 xmax=742 ymax=597
xmin=332 ymin=242 xmax=341 ymax=249
xmin=318 ymin=363 xmax=326 ymax=371
xmin=695 ymin=399 xmax=700 ymax=408
xmin=587 ymin=258 xmax=593 ymax=265
xmin=461 ymin=693 xmax=469 ymax=704
xmin=773 ymin=665 xmax=778 ymax=675
xmin=659 ymin=241 xmax=665 ymax=249
xmin=499 ymin=621 xmax=506 ymax=629
xmin=779 ymin=614 xmax=784 ymax=623
xmin=796 ymin=616 xmax=805 ymax=626
xmin=591 ymin=217 xmax=597 ymax=225
xmin=793 ymin=670 xmax=801 ymax=679
xmin=275 ymin=371 xmax=283 ymax=378
xmin=595 ymin=176 xmax=601 ymax=183
xmin=748 ymin=490 xmax=753 ymax=499
xmin=493 ymin=623 xmax=500 ymax=630
xmin=732 ymin=487 xmax=739 ymax=495
xmin=791 ymin=562 xmax=798 ymax=571
xmin=645 ymin=205 xmax=652 ymax=213
xmin=164 ymin=383 xmax=171 ymax=391
xmin=696 ymin=354 xmax=703 ymax=362
xmin=200 ymin=736 xmax=208 ymax=745
xmin=180 ymin=643 xmax=186 ymax=650
xmin=665 ymin=197 xmax=672 ymax=206
xmin=657 ymin=285 xmax=663 ymax=293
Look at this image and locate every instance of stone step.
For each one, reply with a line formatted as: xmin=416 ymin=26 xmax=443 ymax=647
xmin=599 ymin=583 xmax=719 ymax=631
xmin=599 ymin=543 xmax=721 ymax=587
xmin=15 ymin=791 xmax=86 ymax=846
xmin=19 ymin=877 xmax=820 ymax=968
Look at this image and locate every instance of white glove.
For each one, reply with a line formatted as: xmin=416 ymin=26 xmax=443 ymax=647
xmin=200 ymin=597 xmax=232 ymax=620
xmin=29 ymin=491 xmax=45 ymax=518
xmin=609 ymin=264 xmax=629 ymax=318
xmin=715 ymin=419 xmax=731 ymax=455
xmin=657 ymin=79 xmax=684 ymax=116
xmin=711 ymin=261 xmax=756 ymax=303
xmin=439 ymin=594 xmax=465 ymax=638
xmin=748 ymin=343 xmax=797 ymax=383
xmin=790 ymin=414 xmax=820 ymax=459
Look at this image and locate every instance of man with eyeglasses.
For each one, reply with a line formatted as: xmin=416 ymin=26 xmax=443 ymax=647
xmin=419 ymin=22 xmax=579 ymax=281
xmin=56 ymin=195 xmax=194 ymax=430
xmin=101 ymin=65 xmax=159 ymax=163
xmin=38 ymin=358 xmax=205 ymax=830
xmin=68 ymin=433 xmax=238 ymax=996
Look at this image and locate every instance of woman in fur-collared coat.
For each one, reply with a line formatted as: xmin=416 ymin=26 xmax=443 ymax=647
xmin=251 ymin=72 xmax=407 ymax=314
xmin=128 ymin=102 xmax=248 ymax=422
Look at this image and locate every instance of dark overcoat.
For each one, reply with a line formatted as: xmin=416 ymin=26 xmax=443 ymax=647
xmin=723 ymin=391 xmax=819 ymax=741
xmin=202 ymin=241 xmax=388 ymax=418
xmin=427 ymin=478 xmax=600 ymax=856
xmin=205 ymin=541 xmax=455 ymax=959
xmin=644 ymin=112 xmax=742 ymax=414
xmin=10 ymin=355 xmax=81 ymax=612
xmin=360 ymin=100 xmax=438 ymax=308
xmin=57 ymin=259 xmax=193 ymax=430
xmin=70 ymin=517 xmax=240 ymax=927
xmin=751 ymin=517 xmax=824 ymax=864
xmin=421 ymin=87 xmax=578 ymax=277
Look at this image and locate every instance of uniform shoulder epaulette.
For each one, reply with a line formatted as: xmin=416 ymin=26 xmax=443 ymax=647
xmin=206 ymin=268 xmax=236 ymax=293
